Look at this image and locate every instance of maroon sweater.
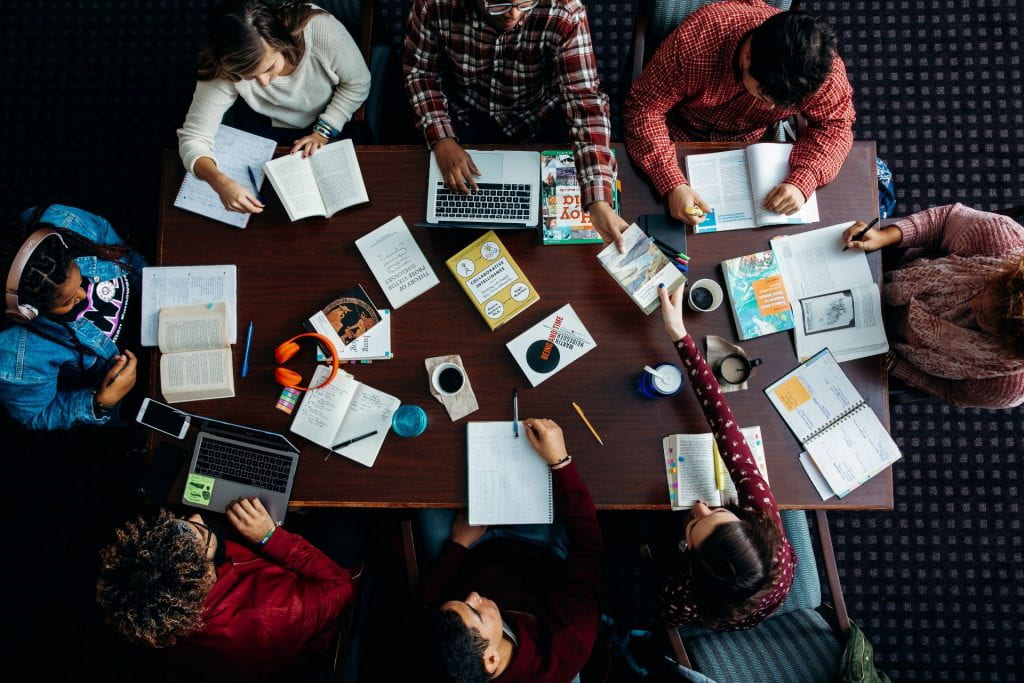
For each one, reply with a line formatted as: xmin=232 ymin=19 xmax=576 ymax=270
xmin=416 ymin=462 xmax=604 ymax=682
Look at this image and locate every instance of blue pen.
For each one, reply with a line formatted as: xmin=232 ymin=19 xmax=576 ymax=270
xmin=247 ymin=167 xmax=264 ymax=203
xmin=513 ymin=388 xmax=519 ymax=437
xmin=241 ymin=321 xmax=254 ymax=378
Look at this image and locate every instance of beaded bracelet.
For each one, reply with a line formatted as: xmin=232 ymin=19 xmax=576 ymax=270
xmin=257 ymin=527 xmax=277 ymax=547
xmin=313 ymin=117 xmax=338 ymax=141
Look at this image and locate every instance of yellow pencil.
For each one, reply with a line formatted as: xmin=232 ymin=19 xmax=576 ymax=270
xmin=712 ymin=439 xmax=725 ymax=492
xmin=571 ymin=402 xmax=604 ymax=446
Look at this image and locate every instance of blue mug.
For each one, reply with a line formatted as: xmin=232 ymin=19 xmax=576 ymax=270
xmin=636 ymin=364 xmax=684 ymax=399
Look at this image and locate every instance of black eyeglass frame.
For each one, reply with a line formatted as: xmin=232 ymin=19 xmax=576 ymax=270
xmin=483 ymin=0 xmax=539 ymax=16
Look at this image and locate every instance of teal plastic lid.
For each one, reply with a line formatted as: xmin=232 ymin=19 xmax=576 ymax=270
xmin=392 ymin=405 xmax=428 ymax=437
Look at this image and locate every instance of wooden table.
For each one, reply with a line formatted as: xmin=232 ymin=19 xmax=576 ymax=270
xmin=155 ymin=140 xmax=890 ymax=510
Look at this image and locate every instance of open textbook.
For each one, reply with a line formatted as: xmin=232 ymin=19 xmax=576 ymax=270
xmin=141 ymin=266 xmax=237 ymax=347
xmin=173 ymin=125 xmax=276 ymax=228
xmin=765 ymin=349 xmax=901 ymax=498
xmin=158 ymin=303 xmax=235 ymax=404
xmin=771 ymin=222 xmax=889 ymax=362
xmin=662 ymin=426 xmax=768 ymax=510
xmin=263 ymin=139 xmax=368 ymax=221
xmin=685 ymin=143 xmax=820 ymax=233
xmin=290 ymin=365 xmax=400 ymax=467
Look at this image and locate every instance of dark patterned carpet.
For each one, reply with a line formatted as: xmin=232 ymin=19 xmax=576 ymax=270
xmin=1 ymin=1 xmax=1022 ymax=680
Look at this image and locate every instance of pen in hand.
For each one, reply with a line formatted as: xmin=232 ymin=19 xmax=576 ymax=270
xmin=247 ymin=166 xmax=264 ymax=204
xmin=843 ymin=217 xmax=880 ymax=252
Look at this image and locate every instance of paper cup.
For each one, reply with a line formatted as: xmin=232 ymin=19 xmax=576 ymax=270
xmin=687 ymin=278 xmax=724 ymax=312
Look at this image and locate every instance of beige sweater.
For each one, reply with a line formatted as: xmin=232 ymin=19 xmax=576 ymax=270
xmin=177 ymin=12 xmax=371 ymax=174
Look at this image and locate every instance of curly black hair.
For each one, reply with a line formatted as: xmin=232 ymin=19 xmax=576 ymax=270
xmin=747 ymin=12 xmax=838 ymax=107
xmin=96 ymin=509 xmax=216 ymax=648
xmin=415 ymin=608 xmax=490 ymax=683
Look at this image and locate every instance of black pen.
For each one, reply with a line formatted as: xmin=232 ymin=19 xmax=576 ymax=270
xmin=843 ymin=217 xmax=880 ymax=252
xmin=326 ymin=430 xmax=379 ymax=460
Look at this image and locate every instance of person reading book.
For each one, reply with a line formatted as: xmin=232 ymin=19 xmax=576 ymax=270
xmin=402 ymin=0 xmax=628 ymax=249
xmin=0 ymin=205 xmax=147 ymax=431
xmin=841 ymin=203 xmax=1024 ymax=409
xmin=412 ymin=418 xmax=603 ymax=682
xmin=96 ymin=499 xmax=361 ymax=680
xmin=656 ymin=284 xmax=795 ymax=630
xmin=177 ymin=0 xmax=371 ymax=214
xmin=624 ymin=3 xmax=855 ymax=235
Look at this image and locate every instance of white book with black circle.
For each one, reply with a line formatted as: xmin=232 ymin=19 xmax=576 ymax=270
xmin=505 ymin=304 xmax=596 ymax=387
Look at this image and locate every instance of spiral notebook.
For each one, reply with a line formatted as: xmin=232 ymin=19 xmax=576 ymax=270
xmin=765 ymin=349 xmax=901 ymax=498
xmin=467 ymin=421 xmax=553 ymax=525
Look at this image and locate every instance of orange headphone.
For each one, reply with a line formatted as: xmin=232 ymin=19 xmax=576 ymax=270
xmin=273 ymin=333 xmax=340 ymax=391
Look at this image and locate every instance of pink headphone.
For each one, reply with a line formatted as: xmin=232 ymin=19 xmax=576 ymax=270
xmin=4 ymin=228 xmax=69 ymax=324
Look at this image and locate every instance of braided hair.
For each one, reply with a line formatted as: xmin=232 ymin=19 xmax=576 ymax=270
xmin=2 ymin=205 xmax=135 ymax=367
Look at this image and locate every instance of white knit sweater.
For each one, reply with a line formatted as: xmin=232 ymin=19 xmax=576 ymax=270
xmin=177 ymin=12 xmax=371 ymax=174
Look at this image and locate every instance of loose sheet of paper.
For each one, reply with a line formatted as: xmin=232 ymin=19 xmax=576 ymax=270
xmin=467 ymin=422 xmax=553 ymax=526
xmin=141 ymin=266 xmax=237 ymax=346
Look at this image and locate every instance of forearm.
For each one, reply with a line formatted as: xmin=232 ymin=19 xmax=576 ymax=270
xmin=891 ymin=356 xmax=1024 ymax=409
xmin=887 ymin=204 xmax=958 ymax=250
xmin=623 ymin=92 xmax=687 ymax=197
xmin=193 ymin=157 xmax=226 ymax=187
xmin=402 ymin=4 xmax=454 ymax=146
xmin=414 ymin=540 xmax=468 ymax=608
xmin=784 ymin=121 xmax=853 ymax=199
xmin=3 ymin=386 xmax=110 ymax=431
xmin=320 ymin=30 xmax=372 ymax=130
xmin=261 ymin=528 xmax=353 ymax=584
xmin=554 ymin=462 xmax=603 ymax=578
xmin=177 ymin=80 xmax=237 ymax=175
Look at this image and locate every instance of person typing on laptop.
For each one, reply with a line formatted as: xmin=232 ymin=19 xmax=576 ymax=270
xmin=97 ymin=498 xmax=359 ymax=681
xmin=403 ymin=0 xmax=628 ymax=248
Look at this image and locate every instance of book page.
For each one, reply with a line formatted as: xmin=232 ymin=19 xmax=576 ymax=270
xmin=467 ymin=422 xmax=553 ymax=525
xmin=157 ymin=303 xmax=228 ymax=354
xmin=355 ymin=217 xmax=439 ymax=309
xmin=310 ymin=139 xmax=369 ymax=216
xmin=684 ymin=149 xmax=757 ymax=232
xmin=771 ymin=222 xmax=866 ymax=298
xmin=745 ymin=143 xmax=820 ymax=226
xmin=596 ymin=224 xmax=685 ymax=315
xmin=289 ymin=367 xmax=359 ymax=449
xmin=264 ymin=153 xmax=326 ymax=219
xmin=141 ymin=266 xmax=237 ymax=346
xmin=765 ymin=349 xmax=863 ymax=443
xmin=806 ymin=405 xmax=901 ymax=498
xmin=160 ymin=348 xmax=234 ymax=403
xmin=333 ymin=384 xmax=400 ymax=467
xmin=671 ymin=434 xmax=723 ymax=508
xmin=173 ymin=125 xmax=276 ymax=228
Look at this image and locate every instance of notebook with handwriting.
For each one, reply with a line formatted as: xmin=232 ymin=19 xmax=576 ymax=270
xmin=467 ymin=421 xmax=553 ymax=526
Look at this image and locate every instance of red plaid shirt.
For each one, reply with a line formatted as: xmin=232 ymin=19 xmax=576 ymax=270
xmin=624 ymin=0 xmax=855 ymax=199
xmin=403 ymin=0 xmax=615 ymax=205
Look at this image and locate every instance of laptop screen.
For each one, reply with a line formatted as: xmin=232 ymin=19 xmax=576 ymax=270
xmin=193 ymin=415 xmax=300 ymax=453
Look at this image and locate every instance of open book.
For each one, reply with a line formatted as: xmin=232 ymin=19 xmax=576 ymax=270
xmin=158 ymin=303 xmax=235 ymax=404
xmin=765 ymin=349 xmax=901 ymax=498
xmin=263 ymin=139 xmax=368 ymax=221
xmin=685 ymin=143 xmax=820 ymax=233
xmin=141 ymin=266 xmax=237 ymax=347
xmin=467 ymin=421 xmax=553 ymax=525
xmin=771 ymin=222 xmax=889 ymax=362
xmin=596 ymin=224 xmax=686 ymax=315
xmin=289 ymin=365 xmax=400 ymax=467
xmin=662 ymin=426 xmax=768 ymax=510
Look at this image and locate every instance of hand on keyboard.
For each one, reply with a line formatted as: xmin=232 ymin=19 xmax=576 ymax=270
xmin=226 ymin=497 xmax=277 ymax=544
xmin=433 ymin=137 xmax=480 ymax=195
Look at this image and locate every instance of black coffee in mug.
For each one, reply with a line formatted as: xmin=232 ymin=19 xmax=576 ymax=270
xmin=691 ymin=287 xmax=714 ymax=311
xmin=438 ymin=367 xmax=464 ymax=393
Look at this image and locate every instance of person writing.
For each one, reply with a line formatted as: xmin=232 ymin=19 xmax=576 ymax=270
xmin=842 ymin=203 xmax=1024 ymax=408
xmin=656 ymin=284 xmax=796 ymax=629
xmin=177 ymin=0 xmax=371 ymax=214
xmin=0 ymin=204 xmax=146 ymax=430
xmin=403 ymin=0 xmax=627 ymax=248
xmin=624 ymin=3 xmax=855 ymax=241
xmin=97 ymin=498 xmax=359 ymax=681
xmin=413 ymin=418 xmax=603 ymax=682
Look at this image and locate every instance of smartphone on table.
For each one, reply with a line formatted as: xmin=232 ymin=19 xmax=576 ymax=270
xmin=136 ymin=398 xmax=190 ymax=439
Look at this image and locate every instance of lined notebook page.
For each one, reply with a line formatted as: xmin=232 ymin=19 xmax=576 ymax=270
xmin=467 ymin=422 xmax=553 ymax=526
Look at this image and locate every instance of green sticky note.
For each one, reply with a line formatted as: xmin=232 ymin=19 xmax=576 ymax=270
xmin=184 ymin=474 xmax=215 ymax=506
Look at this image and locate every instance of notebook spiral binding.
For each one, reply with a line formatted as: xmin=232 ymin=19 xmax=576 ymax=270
xmin=804 ymin=401 xmax=867 ymax=442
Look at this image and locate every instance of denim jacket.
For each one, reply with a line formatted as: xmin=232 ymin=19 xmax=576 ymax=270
xmin=0 ymin=205 xmax=148 ymax=430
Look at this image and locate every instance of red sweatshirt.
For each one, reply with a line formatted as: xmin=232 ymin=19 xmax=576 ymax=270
xmin=416 ymin=461 xmax=604 ymax=682
xmin=662 ymin=335 xmax=796 ymax=629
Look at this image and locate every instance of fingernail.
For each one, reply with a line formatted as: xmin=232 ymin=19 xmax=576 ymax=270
xmin=659 ymin=283 xmax=665 ymax=289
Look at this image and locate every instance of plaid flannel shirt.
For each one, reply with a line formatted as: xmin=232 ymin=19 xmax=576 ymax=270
xmin=403 ymin=0 xmax=615 ymax=205
xmin=624 ymin=0 xmax=855 ymax=199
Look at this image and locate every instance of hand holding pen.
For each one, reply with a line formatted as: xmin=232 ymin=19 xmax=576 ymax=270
xmin=842 ymin=217 xmax=902 ymax=253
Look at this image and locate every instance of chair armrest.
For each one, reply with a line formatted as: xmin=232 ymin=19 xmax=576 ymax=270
xmin=400 ymin=516 xmax=419 ymax=592
xmin=631 ymin=12 xmax=648 ymax=85
xmin=814 ymin=510 xmax=851 ymax=638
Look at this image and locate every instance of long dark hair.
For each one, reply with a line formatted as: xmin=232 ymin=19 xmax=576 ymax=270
xmin=196 ymin=0 xmax=325 ymax=82
xmin=684 ymin=505 xmax=784 ymax=629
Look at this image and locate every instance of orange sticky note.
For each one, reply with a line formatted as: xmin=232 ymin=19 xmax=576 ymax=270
xmin=774 ymin=375 xmax=811 ymax=411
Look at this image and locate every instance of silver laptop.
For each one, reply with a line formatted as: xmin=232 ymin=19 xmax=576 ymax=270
xmin=426 ymin=150 xmax=540 ymax=227
xmin=184 ymin=416 xmax=300 ymax=525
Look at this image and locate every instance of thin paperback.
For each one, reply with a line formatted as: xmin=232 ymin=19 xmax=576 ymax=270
xmin=596 ymin=224 xmax=686 ymax=315
xmin=506 ymin=304 xmax=596 ymax=386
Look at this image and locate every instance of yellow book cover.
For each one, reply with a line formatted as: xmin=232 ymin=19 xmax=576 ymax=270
xmin=446 ymin=231 xmax=540 ymax=330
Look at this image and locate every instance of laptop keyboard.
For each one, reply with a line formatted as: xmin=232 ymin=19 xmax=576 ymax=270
xmin=434 ymin=182 xmax=532 ymax=221
xmin=195 ymin=438 xmax=292 ymax=494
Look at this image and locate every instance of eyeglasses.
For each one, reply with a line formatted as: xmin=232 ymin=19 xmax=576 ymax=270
xmin=484 ymin=0 xmax=538 ymax=16
xmin=178 ymin=519 xmax=213 ymax=553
